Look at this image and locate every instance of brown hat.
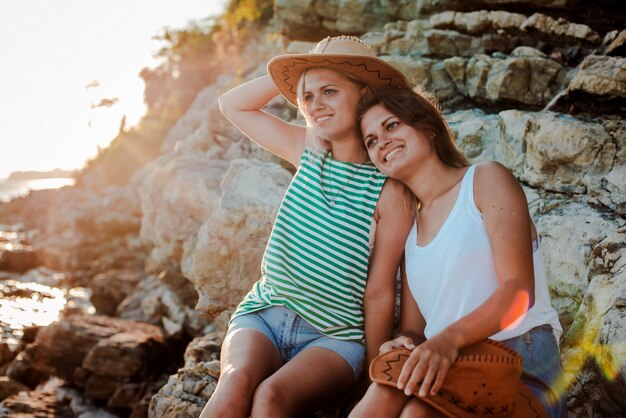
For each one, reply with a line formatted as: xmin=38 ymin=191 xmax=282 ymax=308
xmin=370 ymin=339 xmax=548 ymax=418
xmin=267 ymin=36 xmax=411 ymax=106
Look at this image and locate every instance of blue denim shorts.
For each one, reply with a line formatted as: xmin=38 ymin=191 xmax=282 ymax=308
xmin=228 ymin=305 xmax=366 ymax=380
xmin=500 ymin=325 xmax=568 ymax=418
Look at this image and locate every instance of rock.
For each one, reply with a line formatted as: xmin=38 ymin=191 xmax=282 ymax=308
xmin=117 ymin=273 xmax=210 ymax=338
xmin=422 ymin=29 xmax=477 ymax=57
xmin=148 ymin=334 xmax=222 ymax=418
xmin=90 ymin=269 xmax=146 ymax=315
xmin=429 ymin=60 xmax=457 ymax=101
xmin=429 ymin=10 xmax=527 ymax=34
xmin=498 ymin=110 xmax=615 ymax=194
xmin=273 ymin=0 xmax=322 ymax=39
xmin=510 ymin=45 xmax=547 ymax=58
xmin=0 ymin=244 xmax=38 ymax=273
xmin=560 ymin=231 xmax=626 ymax=416
xmin=139 ymin=155 xmax=230 ymax=271
xmin=26 ymin=184 xmax=142 ymax=272
xmin=383 ymin=56 xmax=433 ymax=89
xmin=161 ymin=84 xmax=268 ymax=162
xmin=530 ymin=200 xmax=626 ymax=332
xmin=485 ymin=55 xmax=563 ymax=106
xmin=521 ymin=13 xmax=601 ymax=44
xmin=274 ymin=0 xmax=393 ymax=38
xmin=568 ymin=55 xmax=626 ymax=99
xmin=6 ymin=351 xmax=49 ymax=389
xmin=182 ymin=159 xmax=292 ymax=321
xmin=23 ymin=314 xmax=168 ymax=409
xmin=55 ymin=380 xmax=122 ymax=418
xmin=466 ymin=54 xmax=495 ymax=99
xmin=446 ymin=109 xmax=500 ymax=162
xmin=0 ymin=342 xmax=15 ymax=367
xmin=443 ymin=56 xmax=468 ymax=95
xmin=605 ymin=29 xmax=626 ymax=56
xmin=334 ymin=0 xmax=390 ymax=33
xmin=2 ymin=0 xmax=625 ymax=416
xmin=0 ymin=387 xmax=74 ymax=417
xmin=0 ymin=376 xmax=28 ymax=400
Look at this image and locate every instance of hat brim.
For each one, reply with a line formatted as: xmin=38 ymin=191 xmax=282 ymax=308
xmin=370 ymin=345 xmax=549 ymax=418
xmin=421 ymin=381 xmax=548 ymax=418
xmin=267 ymin=53 xmax=411 ymax=106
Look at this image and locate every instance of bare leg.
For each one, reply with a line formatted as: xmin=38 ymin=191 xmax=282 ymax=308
xmin=348 ymin=383 xmax=411 ymax=418
xmin=200 ymin=328 xmax=283 ymax=418
xmin=399 ymin=398 xmax=446 ymax=418
xmin=250 ymin=347 xmax=355 ymax=418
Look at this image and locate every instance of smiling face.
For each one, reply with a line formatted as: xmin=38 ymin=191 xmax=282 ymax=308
xmin=360 ymin=104 xmax=434 ymax=178
xmin=297 ymin=68 xmax=365 ymax=142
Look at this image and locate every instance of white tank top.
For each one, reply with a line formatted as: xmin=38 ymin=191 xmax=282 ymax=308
xmin=405 ymin=164 xmax=562 ymax=342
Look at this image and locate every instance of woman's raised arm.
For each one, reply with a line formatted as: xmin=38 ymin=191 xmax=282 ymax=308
xmin=218 ymin=75 xmax=307 ymax=166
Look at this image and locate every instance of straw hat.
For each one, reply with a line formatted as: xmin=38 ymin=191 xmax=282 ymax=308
xmin=267 ymin=36 xmax=410 ymax=106
xmin=370 ymin=339 xmax=549 ymax=418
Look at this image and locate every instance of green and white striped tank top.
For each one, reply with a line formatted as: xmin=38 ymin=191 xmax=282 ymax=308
xmin=232 ymin=148 xmax=387 ymax=342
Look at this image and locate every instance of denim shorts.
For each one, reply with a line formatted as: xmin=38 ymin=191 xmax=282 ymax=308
xmin=500 ymin=324 xmax=568 ymax=418
xmin=228 ymin=305 xmax=366 ymax=380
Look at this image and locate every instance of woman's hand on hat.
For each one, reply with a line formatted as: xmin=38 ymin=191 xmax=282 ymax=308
xmin=379 ymin=335 xmax=416 ymax=354
xmin=396 ymin=332 xmax=460 ymax=398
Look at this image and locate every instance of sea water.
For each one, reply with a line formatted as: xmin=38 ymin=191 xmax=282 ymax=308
xmin=0 ymin=177 xmax=75 ymax=203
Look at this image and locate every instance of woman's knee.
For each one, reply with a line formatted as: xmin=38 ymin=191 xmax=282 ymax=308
xmin=219 ymin=365 xmax=260 ymax=397
xmin=399 ymin=398 xmax=445 ymax=418
xmin=350 ymin=384 xmax=410 ymax=417
xmin=251 ymin=378 xmax=291 ymax=415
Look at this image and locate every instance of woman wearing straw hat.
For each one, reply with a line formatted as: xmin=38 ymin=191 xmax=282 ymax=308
xmin=347 ymin=87 xmax=567 ymax=417
xmin=200 ymin=37 xmax=414 ymax=417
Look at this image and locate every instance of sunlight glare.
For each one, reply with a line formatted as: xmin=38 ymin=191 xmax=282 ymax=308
xmin=0 ymin=280 xmax=66 ymax=330
xmin=501 ymin=289 xmax=530 ymax=331
xmin=0 ymin=0 xmax=226 ymax=178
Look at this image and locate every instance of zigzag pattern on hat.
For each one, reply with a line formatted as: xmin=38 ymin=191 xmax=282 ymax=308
xmin=378 ymin=350 xmax=410 ymax=382
xmin=278 ymin=57 xmax=398 ymax=97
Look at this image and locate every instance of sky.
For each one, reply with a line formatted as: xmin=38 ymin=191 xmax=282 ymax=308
xmin=0 ymin=0 xmax=227 ymax=179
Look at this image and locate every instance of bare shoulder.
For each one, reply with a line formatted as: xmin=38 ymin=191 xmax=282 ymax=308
xmin=474 ymin=161 xmax=527 ymax=212
xmin=377 ymin=178 xmax=415 ymax=222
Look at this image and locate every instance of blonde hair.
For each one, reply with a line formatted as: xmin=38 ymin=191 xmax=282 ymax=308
xmin=295 ymin=67 xmax=368 ymax=153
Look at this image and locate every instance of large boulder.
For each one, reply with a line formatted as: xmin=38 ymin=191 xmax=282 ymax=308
xmin=23 ymin=314 xmax=168 ymax=411
xmin=182 ymin=159 xmax=292 ymax=322
xmin=139 ymin=155 xmax=230 ymax=272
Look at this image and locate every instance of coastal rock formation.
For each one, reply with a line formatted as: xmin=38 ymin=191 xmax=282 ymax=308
xmin=182 ymin=158 xmax=292 ymax=323
xmin=143 ymin=1 xmax=625 ymax=417
xmin=1 ymin=0 xmax=624 ymax=417
xmin=148 ymin=334 xmax=222 ymax=417
xmin=116 ymin=271 xmax=210 ymax=339
xmin=19 ymin=314 xmax=169 ymax=415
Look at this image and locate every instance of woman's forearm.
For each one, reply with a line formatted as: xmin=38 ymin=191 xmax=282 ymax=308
xmin=438 ymin=276 xmax=532 ymax=349
xmin=218 ymin=75 xmax=280 ymax=118
xmin=364 ymin=290 xmax=395 ymax=366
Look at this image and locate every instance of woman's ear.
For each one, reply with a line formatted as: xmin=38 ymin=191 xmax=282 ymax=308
xmin=361 ymin=85 xmax=373 ymax=96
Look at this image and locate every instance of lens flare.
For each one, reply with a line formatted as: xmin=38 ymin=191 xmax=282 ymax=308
xmin=501 ymin=289 xmax=530 ymax=331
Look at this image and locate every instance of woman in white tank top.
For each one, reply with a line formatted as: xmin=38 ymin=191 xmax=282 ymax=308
xmin=348 ymin=87 xmax=567 ymax=418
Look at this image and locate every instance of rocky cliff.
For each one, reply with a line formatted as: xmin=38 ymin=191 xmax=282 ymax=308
xmin=147 ymin=1 xmax=626 ymax=417
xmin=0 ymin=1 xmax=624 ymax=417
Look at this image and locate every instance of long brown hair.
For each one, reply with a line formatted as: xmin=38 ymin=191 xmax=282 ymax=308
xmin=356 ymin=86 xmax=469 ymax=168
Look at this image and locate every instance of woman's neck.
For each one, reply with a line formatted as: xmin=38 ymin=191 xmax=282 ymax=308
xmin=404 ymin=160 xmax=466 ymax=205
xmin=329 ymin=136 xmax=368 ymax=164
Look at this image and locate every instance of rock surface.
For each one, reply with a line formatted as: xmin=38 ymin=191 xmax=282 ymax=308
xmin=1 ymin=0 xmax=625 ymax=417
xmin=20 ymin=314 xmax=169 ymax=412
